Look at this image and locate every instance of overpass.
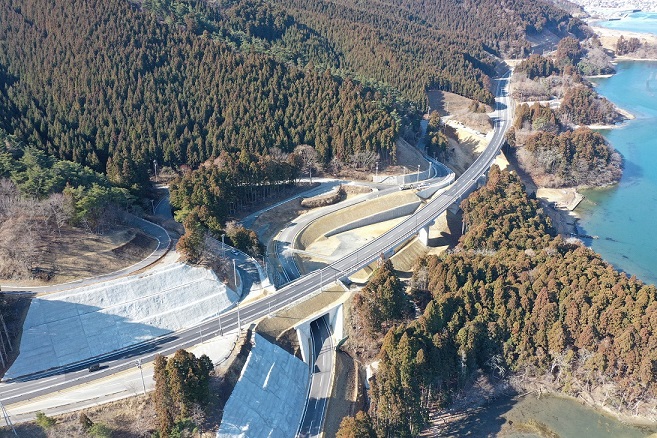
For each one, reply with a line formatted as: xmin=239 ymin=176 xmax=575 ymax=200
xmin=0 ymin=71 xmax=513 ymax=427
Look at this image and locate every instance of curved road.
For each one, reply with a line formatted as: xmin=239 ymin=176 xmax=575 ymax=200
xmin=1 ymin=71 xmax=512 ymax=418
xmin=1 ymin=211 xmax=171 ymax=294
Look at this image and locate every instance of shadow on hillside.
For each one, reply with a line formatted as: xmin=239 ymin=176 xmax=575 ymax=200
xmin=3 ymin=297 xmax=178 ymax=382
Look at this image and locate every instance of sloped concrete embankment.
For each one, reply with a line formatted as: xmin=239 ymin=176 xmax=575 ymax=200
xmin=217 ymin=333 xmax=309 ymax=438
xmin=296 ymin=191 xmax=421 ymax=250
xmin=6 ymin=262 xmax=238 ymax=379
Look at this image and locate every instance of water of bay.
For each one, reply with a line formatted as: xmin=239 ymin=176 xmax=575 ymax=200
xmin=446 ymin=393 xmax=657 ymax=437
xmin=451 ymin=49 xmax=657 ymax=438
xmin=596 ymin=12 xmax=657 ymax=36
xmin=576 ymin=61 xmax=657 ymax=285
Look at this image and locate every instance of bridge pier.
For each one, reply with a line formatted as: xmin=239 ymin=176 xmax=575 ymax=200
xmin=295 ymin=324 xmax=313 ymax=364
xmin=294 ymin=303 xmax=344 ymax=364
xmin=418 ymin=223 xmax=431 ymax=246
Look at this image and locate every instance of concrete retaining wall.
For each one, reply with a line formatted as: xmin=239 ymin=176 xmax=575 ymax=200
xmin=7 ymin=263 xmax=238 ymax=379
xmin=324 ymin=201 xmax=421 ymax=238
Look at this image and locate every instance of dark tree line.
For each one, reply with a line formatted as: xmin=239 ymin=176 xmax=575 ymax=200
xmin=169 ymin=149 xmax=305 ymax=231
xmin=513 ymin=102 xmax=560 ymax=132
xmin=616 ymin=35 xmax=642 ymax=55
xmin=365 ymin=167 xmax=657 ymax=436
xmin=153 ymin=350 xmax=214 ymax=437
xmin=516 ymin=54 xmax=560 ymax=80
xmin=560 ymin=86 xmax=620 ymax=126
xmin=352 ymin=258 xmax=411 ymax=338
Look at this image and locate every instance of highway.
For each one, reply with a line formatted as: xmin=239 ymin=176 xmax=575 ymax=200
xmin=0 ymin=71 xmax=512 ymax=422
xmin=298 ymin=316 xmax=334 ymax=438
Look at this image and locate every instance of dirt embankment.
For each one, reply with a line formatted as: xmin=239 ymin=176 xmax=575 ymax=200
xmin=2 ymin=226 xmax=157 ymax=288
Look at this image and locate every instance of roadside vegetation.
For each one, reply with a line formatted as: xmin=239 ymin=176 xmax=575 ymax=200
xmin=153 ymin=350 xmax=213 ymax=437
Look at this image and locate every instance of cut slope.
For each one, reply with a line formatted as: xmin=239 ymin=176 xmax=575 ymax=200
xmin=217 ymin=333 xmax=309 ymax=438
xmin=6 ymin=263 xmax=238 ymax=378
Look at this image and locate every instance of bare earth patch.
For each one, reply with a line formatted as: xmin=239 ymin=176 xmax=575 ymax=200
xmin=444 ymin=127 xmax=489 ymax=176
xmin=2 ymin=225 xmax=157 ymax=287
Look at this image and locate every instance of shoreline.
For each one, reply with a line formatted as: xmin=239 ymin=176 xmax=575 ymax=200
xmin=428 ymin=374 xmax=657 ymax=436
xmin=589 ymin=24 xmax=657 ymax=61
xmin=508 ymin=377 xmax=657 ymax=428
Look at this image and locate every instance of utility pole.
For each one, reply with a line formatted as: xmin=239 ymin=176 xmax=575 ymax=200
xmin=417 ymin=164 xmax=421 ymax=183
xmin=221 ymin=234 xmax=226 ymax=258
xmin=135 ymin=359 xmax=146 ymax=395
xmin=153 ymin=160 xmax=158 ymax=183
xmin=375 ymin=161 xmax=379 ymax=179
xmin=233 ymin=259 xmax=237 ymax=291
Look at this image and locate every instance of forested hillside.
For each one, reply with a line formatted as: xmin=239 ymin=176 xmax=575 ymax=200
xmin=365 ymin=167 xmax=657 ymax=436
xmin=0 ymin=129 xmax=133 ymax=279
xmin=0 ymin=0 xmax=587 ymax=194
xmin=0 ymin=0 xmax=397 ymax=192
xmin=265 ymin=0 xmax=586 ymax=103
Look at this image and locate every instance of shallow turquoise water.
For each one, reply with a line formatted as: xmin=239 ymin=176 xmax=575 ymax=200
xmin=576 ymin=61 xmax=657 ymax=285
xmin=596 ymin=12 xmax=657 ymax=36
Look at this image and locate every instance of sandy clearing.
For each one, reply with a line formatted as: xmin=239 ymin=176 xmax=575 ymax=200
xmin=591 ymin=24 xmax=657 ymax=51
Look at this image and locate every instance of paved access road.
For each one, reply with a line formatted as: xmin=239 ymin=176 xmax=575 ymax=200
xmin=298 ymin=316 xmax=334 ymax=438
xmin=1 ymin=71 xmax=512 ymax=417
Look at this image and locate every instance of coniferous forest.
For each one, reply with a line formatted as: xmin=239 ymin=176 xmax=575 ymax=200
xmin=0 ymin=0 xmax=584 ymax=199
xmin=361 ymin=167 xmax=657 ymax=437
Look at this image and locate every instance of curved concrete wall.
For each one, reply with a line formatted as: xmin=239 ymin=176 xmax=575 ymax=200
xmin=324 ymin=201 xmax=421 ymax=238
xmin=295 ymin=191 xmax=419 ymax=250
xmin=416 ymin=173 xmax=456 ymax=199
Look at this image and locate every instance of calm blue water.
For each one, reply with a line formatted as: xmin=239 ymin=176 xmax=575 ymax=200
xmin=577 ymin=61 xmax=657 ymax=284
xmin=596 ymin=12 xmax=657 ymax=36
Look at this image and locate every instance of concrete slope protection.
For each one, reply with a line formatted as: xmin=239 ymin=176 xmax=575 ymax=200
xmin=6 ymin=262 xmax=238 ymax=379
xmin=217 ymin=333 xmax=308 ymax=438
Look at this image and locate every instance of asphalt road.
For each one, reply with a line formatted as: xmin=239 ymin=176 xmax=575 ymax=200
xmin=1 ymin=71 xmax=512 ymax=417
xmin=298 ymin=316 xmax=334 ymax=438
